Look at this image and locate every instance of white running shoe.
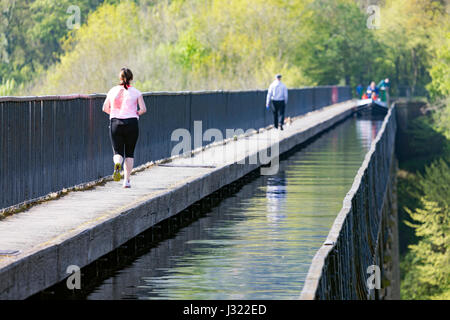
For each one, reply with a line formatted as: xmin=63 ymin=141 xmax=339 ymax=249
xmin=123 ymin=179 xmax=131 ymax=188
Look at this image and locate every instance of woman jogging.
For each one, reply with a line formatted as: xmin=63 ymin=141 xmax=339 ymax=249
xmin=102 ymin=67 xmax=147 ymax=188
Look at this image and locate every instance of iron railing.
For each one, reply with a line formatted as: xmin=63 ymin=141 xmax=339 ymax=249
xmin=0 ymin=86 xmax=352 ymax=210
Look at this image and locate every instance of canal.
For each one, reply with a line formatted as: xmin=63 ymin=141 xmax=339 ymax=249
xmin=62 ymin=112 xmax=385 ymax=300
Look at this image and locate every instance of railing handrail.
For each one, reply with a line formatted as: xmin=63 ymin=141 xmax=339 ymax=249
xmin=0 ymin=85 xmax=350 ymax=102
xmin=300 ymin=101 xmax=397 ymax=299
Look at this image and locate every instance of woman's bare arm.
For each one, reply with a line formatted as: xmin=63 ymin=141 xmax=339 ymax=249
xmin=102 ymin=96 xmax=111 ymax=114
xmin=137 ymin=94 xmax=147 ymax=116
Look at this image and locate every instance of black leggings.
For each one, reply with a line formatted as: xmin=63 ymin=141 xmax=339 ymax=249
xmin=109 ymin=118 xmax=139 ymax=158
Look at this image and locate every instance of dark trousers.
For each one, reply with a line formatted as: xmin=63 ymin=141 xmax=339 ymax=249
xmin=272 ymin=100 xmax=285 ymax=129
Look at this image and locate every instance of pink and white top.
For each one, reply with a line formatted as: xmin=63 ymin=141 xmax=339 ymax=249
xmin=107 ymin=85 xmax=142 ymax=119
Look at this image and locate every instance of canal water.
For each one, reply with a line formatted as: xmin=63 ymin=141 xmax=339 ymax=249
xmin=85 ymin=113 xmax=384 ymax=300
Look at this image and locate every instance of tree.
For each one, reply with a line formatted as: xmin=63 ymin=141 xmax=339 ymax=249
xmin=401 ymin=159 xmax=450 ymax=299
xmin=377 ymin=0 xmax=447 ymax=96
xmin=33 ymin=0 xmax=315 ymax=94
xmin=426 ymin=9 xmax=450 ymax=101
xmin=0 ymin=0 xmax=106 ymax=88
xmin=34 ymin=1 xmax=141 ymax=95
xmin=294 ymin=0 xmax=382 ymax=87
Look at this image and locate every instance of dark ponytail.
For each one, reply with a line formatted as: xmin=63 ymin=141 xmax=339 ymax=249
xmin=119 ymin=67 xmax=133 ymax=90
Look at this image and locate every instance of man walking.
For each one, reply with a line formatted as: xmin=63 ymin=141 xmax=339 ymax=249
xmin=266 ymin=74 xmax=288 ymax=130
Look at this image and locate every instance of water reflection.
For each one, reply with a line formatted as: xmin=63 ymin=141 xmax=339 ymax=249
xmin=266 ymin=174 xmax=287 ymax=224
xmin=86 ymin=113 xmax=384 ymax=300
xmin=356 ymin=119 xmax=380 ymax=145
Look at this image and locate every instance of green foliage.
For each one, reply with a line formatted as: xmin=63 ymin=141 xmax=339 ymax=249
xmin=432 ymin=98 xmax=450 ymax=141
xmin=0 ymin=78 xmax=19 ymax=96
xmin=0 ymin=0 xmax=444 ymax=96
xmin=28 ymin=0 xmax=318 ymax=93
xmin=0 ymin=0 xmax=106 ymax=85
xmin=426 ymin=9 xmax=450 ymax=101
xmin=1 ymin=0 xmax=448 ymax=95
xmin=33 ymin=1 xmax=141 ymax=95
xmin=403 ymin=114 xmax=449 ymax=171
xmin=416 ymin=159 xmax=450 ymax=209
xmin=172 ymin=30 xmax=210 ymax=72
xmin=427 ymin=40 xmax=450 ymax=100
xmin=377 ymin=0 xmax=447 ymax=96
xmin=295 ymin=0 xmax=381 ymax=87
xmin=400 ymin=113 xmax=450 ymax=300
xmin=401 ymin=189 xmax=450 ymax=299
xmin=397 ymin=170 xmax=422 ymax=254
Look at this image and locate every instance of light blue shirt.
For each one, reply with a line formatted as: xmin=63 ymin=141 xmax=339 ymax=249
xmin=266 ymin=80 xmax=288 ymax=106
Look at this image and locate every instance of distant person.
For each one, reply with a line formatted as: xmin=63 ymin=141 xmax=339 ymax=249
xmin=266 ymin=74 xmax=288 ymax=130
xmin=371 ymin=90 xmax=378 ymax=100
xmin=356 ymin=84 xmax=363 ymax=99
xmin=377 ymin=78 xmax=390 ymax=91
xmin=377 ymin=78 xmax=390 ymax=101
xmin=367 ymin=81 xmax=379 ymax=96
xmin=362 ymin=91 xmax=368 ymax=99
xmin=102 ymin=67 xmax=147 ymax=188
